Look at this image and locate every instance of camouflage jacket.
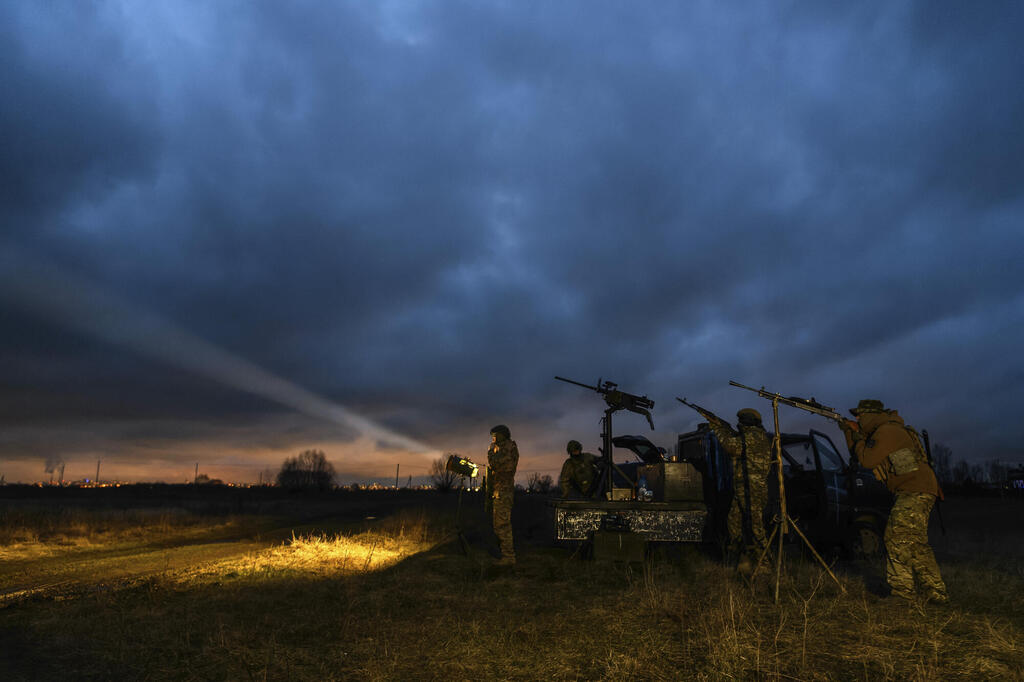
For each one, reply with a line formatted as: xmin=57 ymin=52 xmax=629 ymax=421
xmin=560 ymin=451 xmax=597 ymax=497
xmin=844 ymin=411 xmax=938 ymax=496
xmin=708 ymin=421 xmax=773 ymax=480
xmin=487 ymin=439 xmax=519 ymax=490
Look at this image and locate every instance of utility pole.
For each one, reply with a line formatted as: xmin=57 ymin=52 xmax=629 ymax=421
xmin=96 ymin=459 xmax=101 ymax=486
xmin=395 ymin=464 xmax=400 ymax=489
xmin=59 ymin=463 xmax=65 ymax=486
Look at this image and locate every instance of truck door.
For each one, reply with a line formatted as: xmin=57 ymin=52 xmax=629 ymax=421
xmin=811 ymin=430 xmax=847 ymax=526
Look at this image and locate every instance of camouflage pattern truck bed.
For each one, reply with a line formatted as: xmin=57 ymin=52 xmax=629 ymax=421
xmin=551 ymin=499 xmax=708 ymax=542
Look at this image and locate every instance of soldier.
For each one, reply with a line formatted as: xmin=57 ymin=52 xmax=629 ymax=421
xmin=704 ymin=407 xmax=772 ymax=571
xmin=559 ymin=440 xmax=598 ymax=498
xmin=839 ymin=399 xmax=948 ymax=603
xmin=487 ymin=424 xmax=520 ymax=566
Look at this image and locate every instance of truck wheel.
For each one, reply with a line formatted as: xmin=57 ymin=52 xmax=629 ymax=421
xmin=846 ymin=519 xmax=883 ymax=560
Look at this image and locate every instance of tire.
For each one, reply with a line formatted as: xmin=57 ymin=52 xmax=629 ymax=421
xmin=845 ymin=518 xmax=884 ymax=561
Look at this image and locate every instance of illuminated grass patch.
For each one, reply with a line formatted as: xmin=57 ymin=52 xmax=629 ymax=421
xmin=174 ymin=509 xmax=441 ymax=583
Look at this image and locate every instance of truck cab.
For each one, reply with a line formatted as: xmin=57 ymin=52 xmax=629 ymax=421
xmin=677 ymin=424 xmax=890 ymax=558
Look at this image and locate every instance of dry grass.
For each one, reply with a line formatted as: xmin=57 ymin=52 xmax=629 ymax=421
xmin=0 ymin=507 xmax=254 ymax=561
xmin=173 ymin=508 xmax=441 ymax=583
xmin=2 ymin=496 xmax=1022 ymax=681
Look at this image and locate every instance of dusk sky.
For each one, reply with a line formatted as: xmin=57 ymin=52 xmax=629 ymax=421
xmin=2 ymin=1 xmax=1022 ymax=485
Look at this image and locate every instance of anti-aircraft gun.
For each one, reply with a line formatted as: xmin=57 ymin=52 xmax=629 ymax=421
xmin=551 ymin=376 xmax=707 ymax=558
xmin=554 ymin=376 xmax=655 ymax=499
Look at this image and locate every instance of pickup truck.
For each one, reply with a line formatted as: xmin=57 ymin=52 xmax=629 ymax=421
xmin=551 ymin=425 xmax=889 ymax=560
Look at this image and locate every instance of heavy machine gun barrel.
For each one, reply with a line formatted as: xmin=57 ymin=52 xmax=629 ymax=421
xmin=555 ymin=376 xmax=655 ymax=429
xmin=728 ymin=380 xmax=846 ymax=424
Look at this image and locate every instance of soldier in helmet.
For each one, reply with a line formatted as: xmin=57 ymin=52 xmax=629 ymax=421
xmin=703 ymin=406 xmax=773 ymax=572
xmin=559 ymin=440 xmax=598 ymax=498
xmin=486 ymin=424 xmax=520 ymax=566
xmin=839 ymin=399 xmax=947 ymax=603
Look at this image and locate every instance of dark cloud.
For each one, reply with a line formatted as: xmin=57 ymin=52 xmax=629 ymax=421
xmin=1 ymin=1 xmax=1022 ymax=482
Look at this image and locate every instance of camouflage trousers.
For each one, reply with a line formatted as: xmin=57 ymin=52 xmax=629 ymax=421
xmin=728 ymin=474 xmax=767 ymax=556
xmin=885 ymin=492 xmax=947 ymax=600
xmin=491 ymin=484 xmax=515 ymax=560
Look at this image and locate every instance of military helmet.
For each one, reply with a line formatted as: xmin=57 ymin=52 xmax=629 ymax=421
xmin=566 ymin=439 xmax=583 ymax=454
xmin=490 ymin=424 xmax=511 ymax=441
xmin=737 ymin=408 xmax=762 ymax=426
xmin=849 ymin=399 xmax=885 ymax=416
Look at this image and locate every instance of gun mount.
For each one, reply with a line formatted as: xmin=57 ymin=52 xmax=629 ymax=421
xmin=554 ymin=376 xmax=656 ymax=498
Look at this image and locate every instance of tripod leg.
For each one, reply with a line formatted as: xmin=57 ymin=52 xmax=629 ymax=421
xmin=786 ymin=513 xmax=845 ymax=592
xmin=454 ymin=479 xmax=471 ymax=556
xmin=774 ymin=514 xmax=785 ymax=603
xmin=749 ymin=522 xmax=779 ymax=581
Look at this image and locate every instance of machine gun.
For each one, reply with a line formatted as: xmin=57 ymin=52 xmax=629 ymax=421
xmin=554 ymin=376 xmax=655 ymax=430
xmin=554 ymin=376 xmax=656 ymax=498
xmin=728 ymin=381 xmax=851 ymax=426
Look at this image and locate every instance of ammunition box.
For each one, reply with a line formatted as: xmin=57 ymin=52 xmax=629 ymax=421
xmin=592 ymin=529 xmax=647 ymax=562
xmin=607 ymin=487 xmax=633 ymax=501
xmin=642 ymin=462 xmax=703 ymax=502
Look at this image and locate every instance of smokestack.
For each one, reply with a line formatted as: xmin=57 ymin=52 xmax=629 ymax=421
xmin=395 ymin=464 xmax=400 ymax=489
xmin=59 ymin=463 xmax=65 ymax=486
xmin=96 ymin=459 xmax=101 ymax=486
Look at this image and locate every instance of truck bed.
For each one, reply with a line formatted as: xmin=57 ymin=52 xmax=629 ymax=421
xmin=550 ymin=499 xmax=708 ymax=542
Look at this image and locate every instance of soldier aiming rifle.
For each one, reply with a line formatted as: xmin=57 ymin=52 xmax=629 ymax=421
xmin=678 ymin=397 xmax=771 ymax=573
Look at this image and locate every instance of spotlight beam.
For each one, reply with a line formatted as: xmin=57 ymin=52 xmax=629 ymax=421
xmin=0 ymin=246 xmax=438 ymax=457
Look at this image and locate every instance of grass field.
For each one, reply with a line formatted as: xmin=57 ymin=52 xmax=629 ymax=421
xmin=1 ymin=489 xmax=1022 ymax=680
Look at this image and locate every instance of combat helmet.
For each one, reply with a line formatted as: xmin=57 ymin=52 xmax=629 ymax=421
xmin=737 ymin=408 xmax=762 ymax=426
xmin=566 ymin=439 xmax=583 ymax=454
xmin=849 ymin=399 xmax=885 ymax=416
xmin=490 ymin=424 xmax=511 ymax=441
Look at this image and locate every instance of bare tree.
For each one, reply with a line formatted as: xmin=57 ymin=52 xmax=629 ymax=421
xmin=932 ymin=443 xmax=953 ymax=484
xmin=430 ymin=454 xmax=459 ymax=493
xmin=952 ymin=459 xmax=971 ymax=485
xmin=277 ymin=449 xmax=336 ymax=491
xmin=527 ymin=472 xmax=554 ymax=494
xmin=986 ymin=460 xmax=1008 ymax=486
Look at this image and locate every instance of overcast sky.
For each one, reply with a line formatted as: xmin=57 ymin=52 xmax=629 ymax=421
xmin=2 ymin=1 xmax=1022 ymax=484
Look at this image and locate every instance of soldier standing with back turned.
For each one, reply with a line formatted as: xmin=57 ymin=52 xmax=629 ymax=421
xmin=487 ymin=424 xmax=519 ymax=566
xmin=839 ymin=399 xmax=948 ymax=603
xmin=704 ymin=407 xmax=773 ymax=572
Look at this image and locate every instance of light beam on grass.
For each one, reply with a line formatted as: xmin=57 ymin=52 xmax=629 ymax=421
xmin=0 ymin=246 xmax=439 ymax=457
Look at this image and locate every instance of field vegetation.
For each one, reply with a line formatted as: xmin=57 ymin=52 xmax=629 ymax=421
xmin=1 ymin=488 xmax=1021 ymax=680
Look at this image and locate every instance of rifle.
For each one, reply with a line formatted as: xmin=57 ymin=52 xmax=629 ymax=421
xmin=676 ymin=397 xmax=728 ymax=427
xmin=554 ymin=376 xmax=655 ymax=430
xmin=728 ymin=381 xmax=853 ymax=427
xmin=921 ymin=429 xmax=947 ymax=535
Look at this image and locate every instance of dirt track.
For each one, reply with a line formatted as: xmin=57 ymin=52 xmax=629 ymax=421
xmin=0 ymin=518 xmax=330 ymax=604
xmin=0 ymin=493 xmax=444 ymax=605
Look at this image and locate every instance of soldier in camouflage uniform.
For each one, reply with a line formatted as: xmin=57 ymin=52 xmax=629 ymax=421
xmin=840 ymin=399 xmax=948 ymax=603
xmin=487 ymin=424 xmax=520 ymax=565
xmin=705 ymin=407 xmax=773 ymax=570
xmin=559 ymin=440 xmax=597 ymax=498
